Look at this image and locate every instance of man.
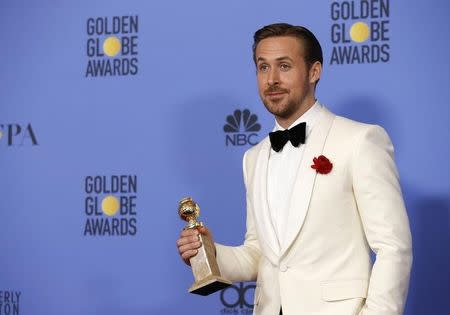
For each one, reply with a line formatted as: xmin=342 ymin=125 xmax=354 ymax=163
xmin=176 ymin=23 xmax=412 ymax=315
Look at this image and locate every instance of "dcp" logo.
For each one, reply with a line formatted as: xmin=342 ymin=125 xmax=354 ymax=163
xmin=0 ymin=123 xmax=38 ymax=146
xmin=220 ymin=282 xmax=255 ymax=309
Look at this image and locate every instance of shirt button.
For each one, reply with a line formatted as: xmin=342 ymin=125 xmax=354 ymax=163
xmin=279 ymin=263 xmax=288 ymax=272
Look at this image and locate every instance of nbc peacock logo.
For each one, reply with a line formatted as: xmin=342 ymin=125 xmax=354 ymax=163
xmin=223 ymin=109 xmax=261 ymax=146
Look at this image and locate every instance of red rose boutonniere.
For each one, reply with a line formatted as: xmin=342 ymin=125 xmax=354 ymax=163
xmin=311 ymin=155 xmax=333 ymax=174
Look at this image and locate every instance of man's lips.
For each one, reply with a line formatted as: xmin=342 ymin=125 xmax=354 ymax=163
xmin=266 ymin=91 xmax=287 ymax=97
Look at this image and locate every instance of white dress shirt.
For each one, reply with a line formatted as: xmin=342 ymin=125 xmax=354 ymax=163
xmin=267 ymin=101 xmax=323 ymax=253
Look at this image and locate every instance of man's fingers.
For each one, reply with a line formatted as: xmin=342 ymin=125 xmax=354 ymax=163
xmin=197 ymin=227 xmax=208 ymax=235
xmin=176 ymin=227 xmax=215 ymax=266
xmin=181 ymin=249 xmax=198 ymax=260
xmin=176 ymin=234 xmax=201 ymax=247
xmin=178 ymin=242 xmax=202 ymax=255
xmin=198 ymin=227 xmax=214 ymax=242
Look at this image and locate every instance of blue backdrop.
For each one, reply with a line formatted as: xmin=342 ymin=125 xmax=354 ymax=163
xmin=1 ymin=0 xmax=449 ymax=314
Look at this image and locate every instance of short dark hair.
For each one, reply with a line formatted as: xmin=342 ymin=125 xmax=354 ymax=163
xmin=252 ymin=23 xmax=323 ymax=67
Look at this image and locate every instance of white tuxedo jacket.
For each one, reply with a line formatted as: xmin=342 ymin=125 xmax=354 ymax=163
xmin=216 ymin=106 xmax=412 ymax=315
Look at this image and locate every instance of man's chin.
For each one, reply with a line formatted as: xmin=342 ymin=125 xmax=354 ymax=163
xmin=267 ymin=108 xmax=291 ymax=119
xmin=264 ymin=102 xmax=286 ymax=114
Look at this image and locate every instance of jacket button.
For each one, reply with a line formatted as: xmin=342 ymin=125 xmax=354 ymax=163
xmin=279 ymin=263 xmax=288 ymax=272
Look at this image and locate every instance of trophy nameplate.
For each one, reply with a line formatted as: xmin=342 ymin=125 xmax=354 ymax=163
xmin=178 ymin=197 xmax=232 ymax=296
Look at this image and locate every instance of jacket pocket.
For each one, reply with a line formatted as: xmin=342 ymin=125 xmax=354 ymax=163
xmin=321 ymin=279 xmax=368 ymax=301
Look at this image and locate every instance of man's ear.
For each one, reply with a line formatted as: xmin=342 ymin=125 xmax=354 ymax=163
xmin=309 ymin=61 xmax=322 ymax=85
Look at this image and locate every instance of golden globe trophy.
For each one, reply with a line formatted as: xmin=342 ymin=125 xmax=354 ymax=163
xmin=178 ymin=197 xmax=232 ymax=295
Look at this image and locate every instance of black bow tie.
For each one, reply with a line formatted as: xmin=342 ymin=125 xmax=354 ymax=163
xmin=269 ymin=122 xmax=306 ymax=152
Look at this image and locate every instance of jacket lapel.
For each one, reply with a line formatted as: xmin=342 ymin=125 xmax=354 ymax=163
xmin=251 ymin=137 xmax=280 ymax=263
xmin=280 ymin=107 xmax=335 ymax=256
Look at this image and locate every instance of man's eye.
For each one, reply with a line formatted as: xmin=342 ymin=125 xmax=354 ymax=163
xmin=280 ymin=64 xmax=291 ymax=71
xmin=259 ymin=64 xmax=269 ymax=72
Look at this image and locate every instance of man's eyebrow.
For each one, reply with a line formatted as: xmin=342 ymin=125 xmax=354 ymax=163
xmin=256 ymin=56 xmax=294 ymax=63
xmin=256 ymin=57 xmax=266 ymax=63
xmin=275 ymin=56 xmax=294 ymax=62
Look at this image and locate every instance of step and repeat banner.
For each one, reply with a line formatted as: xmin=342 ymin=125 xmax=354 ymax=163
xmin=1 ymin=1 xmax=449 ymax=314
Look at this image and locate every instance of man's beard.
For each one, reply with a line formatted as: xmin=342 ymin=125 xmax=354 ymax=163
xmin=262 ymin=81 xmax=311 ymax=120
xmin=263 ymin=97 xmax=301 ymax=119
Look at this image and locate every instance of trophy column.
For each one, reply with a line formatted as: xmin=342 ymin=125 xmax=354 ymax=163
xmin=178 ymin=197 xmax=232 ymax=296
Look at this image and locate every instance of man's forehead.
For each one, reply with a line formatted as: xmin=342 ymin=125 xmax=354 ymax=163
xmin=255 ymin=36 xmax=304 ymax=60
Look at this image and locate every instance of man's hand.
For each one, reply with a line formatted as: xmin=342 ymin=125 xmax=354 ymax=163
xmin=176 ymin=226 xmax=214 ymax=266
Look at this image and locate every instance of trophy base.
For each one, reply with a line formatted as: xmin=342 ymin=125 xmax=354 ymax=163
xmin=188 ymin=275 xmax=232 ymax=296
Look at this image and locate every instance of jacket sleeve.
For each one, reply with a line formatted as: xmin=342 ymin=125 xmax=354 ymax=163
xmin=215 ymin=151 xmax=261 ymax=282
xmin=352 ymin=125 xmax=412 ymax=315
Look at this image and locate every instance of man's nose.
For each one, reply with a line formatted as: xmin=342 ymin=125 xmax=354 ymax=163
xmin=267 ymin=68 xmax=280 ymax=86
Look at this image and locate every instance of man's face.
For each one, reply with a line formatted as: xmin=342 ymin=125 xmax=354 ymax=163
xmin=255 ymin=36 xmax=315 ymax=123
